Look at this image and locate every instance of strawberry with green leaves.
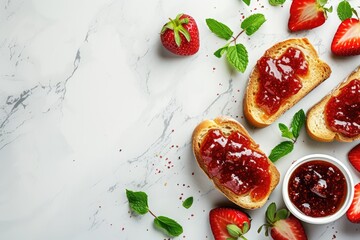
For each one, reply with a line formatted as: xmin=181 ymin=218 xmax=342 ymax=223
xmin=160 ymin=14 xmax=199 ymax=56
xmin=288 ymin=0 xmax=332 ymax=32
xmin=209 ymin=208 xmax=251 ymax=240
xmin=258 ymin=203 xmax=308 ymax=240
xmin=331 ymin=1 xmax=360 ymax=56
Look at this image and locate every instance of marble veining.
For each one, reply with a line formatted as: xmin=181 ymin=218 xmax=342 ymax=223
xmin=0 ymin=0 xmax=359 ymax=239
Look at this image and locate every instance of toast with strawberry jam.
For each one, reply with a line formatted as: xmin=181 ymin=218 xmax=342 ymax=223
xmin=306 ymin=66 xmax=360 ymax=142
xmin=192 ymin=116 xmax=280 ymax=209
xmin=244 ymin=38 xmax=331 ymax=127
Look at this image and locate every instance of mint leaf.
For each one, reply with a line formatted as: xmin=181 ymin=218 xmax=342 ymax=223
xmin=269 ymin=0 xmax=286 ymax=6
xmin=337 ymin=0 xmax=353 ymax=21
xmin=226 ymin=44 xmax=248 ymax=72
xmin=227 ymin=224 xmax=242 ymax=238
xmin=206 ymin=18 xmax=233 ymax=40
xmin=279 ymin=123 xmax=294 ymax=140
xmin=291 ymin=109 xmax=305 ymax=138
xmin=241 ymin=13 xmax=266 ymax=36
xmin=182 ymin=196 xmax=194 ymax=209
xmin=269 ymin=141 xmax=294 ymax=162
xmin=214 ymin=45 xmax=228 ymax=58
xmin=154 ymin=216 xmax=183 ymax=237
xmin=242 ymin=0 xmax=251 ymax=6
xmin=126 ymin=189 xmax=149 ymax=215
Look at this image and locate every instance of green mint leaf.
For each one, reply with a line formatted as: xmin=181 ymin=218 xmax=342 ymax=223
xmin=214 ymin=46 xmax=228 ymax=58
xmin=206 ymin=18 xmax=233 ymax=40
xmin=269 ymin=0 xmax=286 ymax=6
xmin=227 ymin=224 xmax=242 ymax=237
xmin=279 ymin=123 xmax=294 ymax=140
xmin=291 ymin=109 xmax=305 ymax=139
xmin=226 ymin=238 xmax=236 ymax=240
xmin=269 ymin=141 xmax=294 ymax=162
xmin=154 ymin=216 xmax=183 ymax=237
xmin=126 ymin=189 xmax=149 ymax=215
xmin=182 ymin=196 xmax=194 ymax=209
xmin=337 ymin=0 xmax=353 ymax=21
xmin=242 ymin=0 xmax=251 ymax=6
xmin=241 ymin=13 xmax=266 ymax=36
xmin=226 ymin=44 xmax=248 ymax=72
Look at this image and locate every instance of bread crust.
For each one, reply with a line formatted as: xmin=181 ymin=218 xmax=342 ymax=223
xmin=192 ymin=116 xmax=280 ymax=209
xmin=306 ymin=66 xmax=360 ymax=142
xmin=244 ymin=38 xmax=332 ymax=127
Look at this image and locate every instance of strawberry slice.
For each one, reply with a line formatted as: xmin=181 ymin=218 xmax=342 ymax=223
xmin=348 ymin=144 xmax=360 ymax=172
xmin=288 ymin=0 xmax=331 ymax=32
xmin=209 ymin=208 xmax=251 ymax=240
xmin=331 ymin=18 xmax=360 ymax=56
xmin=347 ymin=183 xmax=360 ymax=223
xmin=258 ymin=202 xmax=308 ymax=240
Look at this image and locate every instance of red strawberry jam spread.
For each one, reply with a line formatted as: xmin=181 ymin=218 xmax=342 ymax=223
xmin=325 ymin=79 xmax=360 ymax=138
xmin=256 ymin=47 xmax=308 ymax=115
xmin=288 ymin=160 xmax=347 ymax=217
xmin=200 ymin=129 xmax=271 ymax=201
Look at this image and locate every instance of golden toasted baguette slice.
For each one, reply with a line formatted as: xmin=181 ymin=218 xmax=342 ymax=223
xmin=192 ymin=116 xmax=280 ymax=209
xmin=244 ymin=38 xmax=332 ymax=127
xmin=306 ymin=66 xmax=360 ymax=142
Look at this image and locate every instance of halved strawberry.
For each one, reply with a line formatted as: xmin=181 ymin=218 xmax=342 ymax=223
xmin=288 ymin=0 xmax=332 ymax=32
xmin=348 ymin=144 xmax=360 ymax=172
xmin=258 ymin=202 xmax=308 ymax=240
xmin=347 ymin=183 xmax=360 ymax=223
xmin=331 ymin=18 xmax=360 ymax=56
xmin=209 ymin=208 xmax=251 ymax=240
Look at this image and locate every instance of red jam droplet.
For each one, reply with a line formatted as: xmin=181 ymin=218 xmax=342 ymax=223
xmin=200 ymin=129 xmax=271 ymax=201
xmin=256 ymin=47 xmax=308 ymax=115
xmin=325 ymin=79 xmax=360 ymax=138
xmin=288 ymin=160 xmax=347 ymax=217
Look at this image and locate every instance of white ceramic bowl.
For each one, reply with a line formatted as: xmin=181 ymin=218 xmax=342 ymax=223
xmin=283 ymin=154 xmax=354 ymax=224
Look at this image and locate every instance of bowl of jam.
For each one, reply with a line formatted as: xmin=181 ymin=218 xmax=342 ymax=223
xmin=283 ymin=154 xmax=354 ymax=224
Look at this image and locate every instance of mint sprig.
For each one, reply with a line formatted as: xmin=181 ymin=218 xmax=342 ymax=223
xmin=182 ymin=196 xmax=194 ymax=209
xmin=268 ymin=0 xmax=286 ymax=7
xmin=337 ymin=0 xmax=358 ymax=21
xmin=206 ymin=13 xmax=266 ymax=73
xmin=268 ymin=109 xmax=306 ymax=162
xmin=126 ymin=189 xmax=183 ymax=237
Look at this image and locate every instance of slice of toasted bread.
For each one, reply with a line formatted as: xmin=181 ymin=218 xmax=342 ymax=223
xmin=306 ymin=66 xmax=360 ymax=142
xmin=244 ymin=38 xmax=331 ymax=127
xmin=192 ymin=116 xmax=280 ymax=209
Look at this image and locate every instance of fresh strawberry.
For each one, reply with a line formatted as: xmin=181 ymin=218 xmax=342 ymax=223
xmin=347 ymin=183 xmax=360 ymax=223
xmin=160 ymin=14 xmax=199 ymax=56
xmin=348 ymin=144 xmax=360 ymax=172
xmin=258 ymin=203 xmax=308 ymax=240
xmin=331 ymin=18 xmax=360 ymax=56
xmin=288 ymin=0 xmax=332 ymax=32
xmin=209 ymin=207 xmax=251 ymax=240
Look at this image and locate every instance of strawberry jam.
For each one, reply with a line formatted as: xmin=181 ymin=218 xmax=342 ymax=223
xmin=325 ymin=79 xmax=360 ymax=138
xmin=200 ymin=129 xmax=271 ymax=201
xmin=288 ymin=160 xmax=347 ymax=217
xmin=256 ymin=47 xmax=308 ymax=115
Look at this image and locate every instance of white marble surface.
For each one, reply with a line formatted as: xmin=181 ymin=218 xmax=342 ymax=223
xmin=0 ymin=0 xmax=359 ymax=239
